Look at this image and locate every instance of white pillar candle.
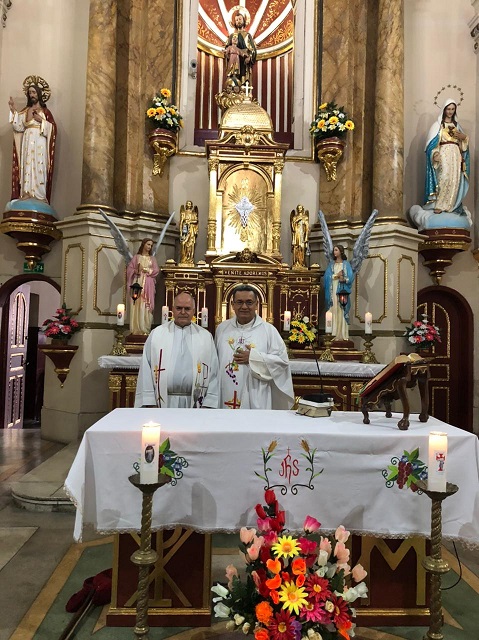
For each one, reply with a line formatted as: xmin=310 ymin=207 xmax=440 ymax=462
xmin=283 ymin=310 xmax=291 ymax=332
xmin=117 ymin=303 xmax=125 ymax=326
xmin=140 ymin=422 xmax=161 ymax=484
xmin=365 ymin=312 xmax=373 ymax=334
xmin=161 ymin=305 xmax=169 ymax=325
xmin=200 ymin=307 xmax=208 ymax=328
xmin=428 ymin=431 xmax=448 ymax=492
xmin=325 ymin=311 xmax=333 ymax=334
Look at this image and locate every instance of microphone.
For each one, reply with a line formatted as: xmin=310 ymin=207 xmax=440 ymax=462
xmin=305 ymin=339 xmax=331 ymax=405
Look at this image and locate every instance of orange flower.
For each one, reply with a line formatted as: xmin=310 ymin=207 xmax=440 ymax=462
xmin=255 ymin=629 xmax=270 ymax=640
xmin=266 ymin=559 xmax=281 ymax=574
xmin=296 ymin=574 xmax=305 ymax=587
xmin=265 ymin=574 xmax=281 ymax=590
xmin=270 ymin=590 xmax=280 ymax=604
xmin=255 ymin=601 xmax=273 ymax=625
xmin=291 ymin=557 xmax=306 ymax=575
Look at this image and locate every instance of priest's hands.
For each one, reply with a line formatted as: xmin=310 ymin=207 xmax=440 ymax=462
xmin=233 ymin=345 xmax=251 ymax=365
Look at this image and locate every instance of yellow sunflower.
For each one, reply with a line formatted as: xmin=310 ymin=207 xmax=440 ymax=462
xmin=156 ymin=107 xmax=166 ymax=115
xmin=146 ymin=108 xmax=156 ymax=117
xmin=319 ymin=102 xmax=328 ymax=110
xmin=160 ymin=88 xmax=171 ymax=99
xmin=329 ymin=116 xmax=339 ymax=125
xmin=278 ymin=581 xmax=309 ymax=615
xmin=271 ymin=535 xmax=300 ymax=559
xmin=345 ymin=120 xmax=355 ymax=130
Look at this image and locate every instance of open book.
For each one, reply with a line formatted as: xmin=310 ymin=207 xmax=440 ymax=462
xmin=359 ymin=353 xmax=427 ymax=397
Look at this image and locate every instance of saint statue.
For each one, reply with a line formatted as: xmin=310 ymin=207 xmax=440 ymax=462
xmin=224 ymin=7 xmax=257 ymax=88
xmin=409 ymin=98 xmax=472 ymax=231
xmin=179 ymin=200 xmax=199 ymax=265
xmin=8 ymin=76 xmax=56 ymax=204
xmin=290 ymin=205 xmax=309 ymax=269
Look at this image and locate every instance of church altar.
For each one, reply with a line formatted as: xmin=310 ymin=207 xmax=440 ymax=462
xmin=66 ymin=408 xmax=478 ymax=546
xmin=98 ymin=355 xmax=385 ymax=411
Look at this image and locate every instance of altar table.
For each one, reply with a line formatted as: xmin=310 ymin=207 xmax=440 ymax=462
xmin=65 ymin=409 xmax=479 ymax=628
xmin=66 ymin=408 xmax=479 ymax=547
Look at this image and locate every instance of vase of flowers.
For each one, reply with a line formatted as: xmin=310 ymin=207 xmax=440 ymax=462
xmin=288 ymin=316 xmax=317 ymax=349
xmin=146 ymin=88 xmax=183 ymax=176
xmin=42 ymin=304 xmax=80 ymax=344
xmin=310 ymin=102 xmax=354 ymax=181
xmin=212 ymin=489 xmax=368 ymax=639
xmin=404 ymin=314 xmax=441 ymax=352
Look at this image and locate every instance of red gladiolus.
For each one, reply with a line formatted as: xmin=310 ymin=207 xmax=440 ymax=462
xmin=265 ymin=489 xmax=276 ymax=504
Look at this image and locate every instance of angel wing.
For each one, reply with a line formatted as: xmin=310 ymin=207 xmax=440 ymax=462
xmin=350 ymin=209 xmax=379 ymax=275
xmin=317 ymin=210 xmax=334 ymax=264
xmin=98 ymin=208 xmax=132 ymax=266
xmin=152 ymin=210 xmax=175 ymax=255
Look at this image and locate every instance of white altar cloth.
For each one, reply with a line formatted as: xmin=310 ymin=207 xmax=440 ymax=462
xmin=65 ymin=409 xmax=479 ymax=547
xmin=98 ymin=355 xmax=384 ymax=378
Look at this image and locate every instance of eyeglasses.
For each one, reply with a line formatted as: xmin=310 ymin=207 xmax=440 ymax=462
xmin=232 ymin=300 xmax=257 ymax=307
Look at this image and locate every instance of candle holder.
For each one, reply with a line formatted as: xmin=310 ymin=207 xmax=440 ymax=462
xmin=110 ymin=327 xmax=128 ymax=356
xmin=416 ymin=480 xmax=459 ymax=640
xmin=319 ymin=335 xmax=335 ymax=361
xmin=128 ymin=472 xmax=172 ymax=640
xmin=361 ymin=333 xmax=379 ymax=364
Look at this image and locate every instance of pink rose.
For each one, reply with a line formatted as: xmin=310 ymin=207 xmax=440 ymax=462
xmin=303 ymin=515 xmax=321 ymax=533
xmin=334 ymin=525 xmax=350 ymax=544
xmin=262 ymin=530 xmax=278 ymax=547
xmin=319 ymin=537 xmax=332 ymax=555
xmin=334 ymin=541 xmax=350 ymax=565
xmin=257 ymin=517 xmax=273 ymax=532
xmin=352 ymin=563 xmax=367 ymax=582
xmin=225 ymin=564 xmax=238 ymax=589
xmin=240 ymin=527 xmax=256 ymax=544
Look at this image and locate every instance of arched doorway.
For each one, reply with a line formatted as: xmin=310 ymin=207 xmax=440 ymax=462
xmin=0 ymin=275 xmax=61 ymax=429
xmin=417 ymin=286 xmax=473 ymax=432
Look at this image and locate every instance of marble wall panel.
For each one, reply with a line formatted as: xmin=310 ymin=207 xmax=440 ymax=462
xmin=397 ymin=255 xmax=416 ymax=324
xmin=63 ymin=244 xmax=85 ymax=316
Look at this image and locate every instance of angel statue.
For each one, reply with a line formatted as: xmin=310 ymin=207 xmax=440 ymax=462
xmin=318 ymin=209 xmax=378 ymax=342
xmin=99 ymin=209 xmax=175 ymax=335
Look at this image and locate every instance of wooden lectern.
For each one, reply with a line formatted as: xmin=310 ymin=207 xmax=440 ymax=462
xmin=359 ymin=353 xmax=430 ymax=430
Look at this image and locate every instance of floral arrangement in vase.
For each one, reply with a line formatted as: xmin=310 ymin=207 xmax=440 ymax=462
xmin=42 ymin=303 xmax=80 ymax=341
xmin=288 ymin=316 xmax=317 ymax=347
xmin=404 ymin=314 xmax=441 ymax=350
xmin=212 ymin=489 xmax=368 ymax=640
xmin=310 ymin=102 xmax=354 ymax=141
xmin=146 ymin=88 xmax=183 ymax=132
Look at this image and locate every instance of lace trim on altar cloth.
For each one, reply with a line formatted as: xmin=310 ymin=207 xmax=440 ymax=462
xmin=63 ymin=483 xmax=79 ymax=510
xmin=71 ymin=520 xmax=479 ymax=551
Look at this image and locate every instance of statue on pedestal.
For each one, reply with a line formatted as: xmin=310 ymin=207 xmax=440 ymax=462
xmin=8 ymin=75 xmax=56 ymax=204
xmin=409 ymin=98 xmax=472 ymax=231
xmin=290 ymin=205 xmax=309 ymax=270
xmin=224 ymin=7 xmax=257 ymax=89
xmin=179 ymin=200 xmax=198 ymax=265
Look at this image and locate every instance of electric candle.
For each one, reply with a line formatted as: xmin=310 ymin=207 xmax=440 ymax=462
xmin=325 ymin=311 xmax=333 ymax=334
xmin=428 ymin=431 xmax=448 ymax=492
xmin=161 ymin=306 xmax=169 ymax=325
xmin=116 ymin=303 xmax=125 ymax=326
xmin=140 ymin=422 xmax=161 ymax=484
xmin=283 ymin=310 xmax=291 ymax=332
xmin=201 ymin=307 xmax=208 ymax=328
xmin=365 ymin=312 xmax=373 ymax=334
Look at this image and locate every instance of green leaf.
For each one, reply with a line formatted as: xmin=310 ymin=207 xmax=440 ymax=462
xmin=387 ymin=470 xmax=398 ymax=481
xmin=410 ymin=448 xmax=419 ymax=462
xmin=161 ymin=467 xmax=175 ymax=477
xmin=159 ymin=438 xmax=171 ymax=453
xmin=254 ymin=471 xmax=266 ymax=481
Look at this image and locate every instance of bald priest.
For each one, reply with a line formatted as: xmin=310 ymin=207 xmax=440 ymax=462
xmin=135 ymin=292 xmax=219 ymax=408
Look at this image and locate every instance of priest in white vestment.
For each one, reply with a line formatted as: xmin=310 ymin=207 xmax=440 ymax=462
xmin=135 ymin=292 xmax=219 ymax=408
xmin=215 ymin=285 xmax=294 ymax=410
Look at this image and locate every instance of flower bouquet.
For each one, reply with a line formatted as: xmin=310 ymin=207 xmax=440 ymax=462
xmin=403 ymin=314 xmax=441 ymax=350
xmin=42 ymin=303 xmax=80 ymax=341
xmin=288 ymin=316 xmax=317 ymax=348
xmin=309 ymin=102 xmax=354 ymax=141
xmin=146 ymin=88 xmax=183 ymax=132
xmin=212 ymin=489 xmax=368 ymax=639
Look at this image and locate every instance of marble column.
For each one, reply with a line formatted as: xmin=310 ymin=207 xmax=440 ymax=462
xmin=372 ymin=0 xmax=405 ymax=222
xmin=80 ymin=0 xmax=117 ymax=210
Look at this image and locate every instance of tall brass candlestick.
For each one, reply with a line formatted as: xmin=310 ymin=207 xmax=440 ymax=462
xmin=417 ymin=480 xmax=459 ymax=640
xmin=128 ymin=473 xmax=171 ymax=639
xmin=319 ymin=335 xmax=335 ymax=362
xmin=111 ymin=326 xmax=128 ymax=356
xmin=361 ymin=333 xmax=379 ymax=364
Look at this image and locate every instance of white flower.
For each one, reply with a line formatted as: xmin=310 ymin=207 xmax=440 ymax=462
xmin=303 ymin=316 xmax=310 ymax=323
xmin=307 ymin=629 xmax=323 ymax=640
xmin=317 ymin=549 xmax=329 ymax=566
xmin=211 ymin=583 xmax=229 ymax=598
xmin=234 ymin=614 xmax=245 ymax=625
xmin=315 ymin=565 xmax=328 ymax=577
xmin=226 ymin=620 xmax=236 ymax=631
xmin=214 ymin=602 xmax=231 ymax=618
xmin=242 ymin=622 xmax=251 ymax=634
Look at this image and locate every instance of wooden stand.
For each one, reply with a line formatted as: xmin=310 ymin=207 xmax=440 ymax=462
xmin=360 ymin=354 xmax=430 ymax=430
